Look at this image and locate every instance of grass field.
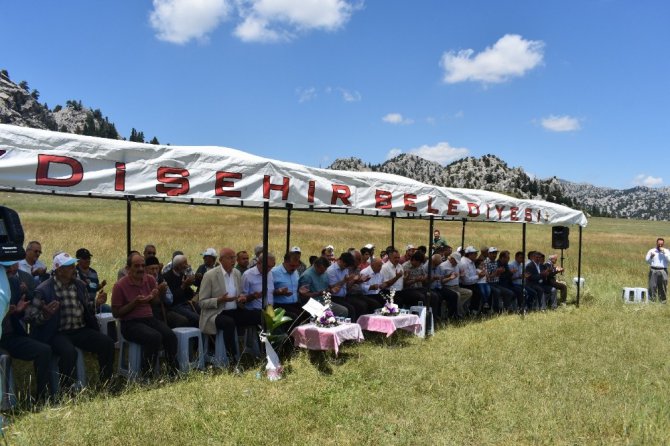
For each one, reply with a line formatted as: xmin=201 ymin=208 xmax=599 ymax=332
xmin=1 ymin=192 xmax=669 ymax=445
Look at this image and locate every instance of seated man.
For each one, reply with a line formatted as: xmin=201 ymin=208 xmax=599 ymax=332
xmin=241 ymin=253 xmax=275 ymax=312
xmin=426 ymin=253 xmax=459 ymax=321
xmin=507 ymin=251 xmax=536 ymax=311
xmin=145 ymin=256 xmax=189 ymax=328
xmin=398 ymin=251 xmax=429 ymax=308
xmin=235 ymin=250 xmax=250 ymax=274
xmin=299 ymin=257 xmax=349 ymax=317
xmin=163 ymin=255 xmax=200 ymax=327
xmin=19 ymin=240 xmax=48 ymax=285
xmin=272 ymin=251 xmax=309 ymax=322
xmin=75 ymin=248 xmax=111 ymax=313
xmin=440 ymin=252 xmax=472 ymax=319
xmin=399 ymin=244 xmax=416 ymax=265
xmin=546 ymin=254 xmax=568 ymax=305
xmin=526 ymin=252 xmax=552 ymax=311
xmin=346 ymin=250 xmax=379 ymax=314
xmin=0 ymin=260 xmax=53 ymax=404
xmin=194 ymin=248 xmax=219 ymax=292
xmin=199 ymin=248 xmax=259 ymax=357
xmin=326 ymin=252 xmax=363 ymax=321
xmin=459 ymin=246 xmax=485 ymax=313
xmin=484 ymin=248 xmax=515 ymax=312
xmin=112 ymin=253 xmax=178 ymax=377
xmin=359 ymin=258 xmax=386 ymax=307
xmin=27 ymin=252 xmax=114 ymax=390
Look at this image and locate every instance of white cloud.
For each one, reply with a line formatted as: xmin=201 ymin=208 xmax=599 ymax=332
xmin=541 ymin=115 xmax=581 ymax=132
xmin=338 ymin=88 xmax=361 ymax=102
xmin=386 ymin=142 xmax=469 ymax=165
xmin=234 ymin=0 xmax=357 ymax=43
xmin=150 ymin=0 xmax=359 ymax=44
xmin=296 ymin=87 xmax=317 ymax=103
xmin=386 ymin=148 xmax=402 ymax=159
xmin=150 ymin=0 xmax=231 ymax=44
xmin=440 ymin=34 xmax=544 ymax=84
xmin=407 ymin=141 xmax=469 ymax=165
xmin=634 ymin=174 xmax=663 ymax=187
xmin=382 ymin=113 xmax=413 ymax=125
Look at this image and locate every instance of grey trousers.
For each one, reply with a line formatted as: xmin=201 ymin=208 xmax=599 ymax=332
xmin=648 ymin=268 xmax=667 ymax=301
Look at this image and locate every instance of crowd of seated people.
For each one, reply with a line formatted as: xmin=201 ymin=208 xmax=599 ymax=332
xmin=0 ymin=235 xmax=569 ymax=406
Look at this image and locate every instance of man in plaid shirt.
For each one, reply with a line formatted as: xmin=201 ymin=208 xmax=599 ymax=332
xmin=27 ymin=252 xmax=115 ymax=391
xmin=484 ymin=247 xmax=515 ymax=312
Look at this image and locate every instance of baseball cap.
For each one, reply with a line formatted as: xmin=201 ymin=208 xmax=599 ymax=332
xmin=53 ymin=252 xmax=76 ymax=269
xmin=364 ymin=243 xmax=374 ymax=250
xmin=202 ymin=248 xmax=217 ymax=257
xmin=488 ymin=247 xmax=498 ymax=253
xmin=75 ymin=248 xmax=92 ymax=259
xmin=325 ymin=245 xmax=335 ymax=251
xmin=0 ymin=260 xmax=18 ymax=267
xmin=406 ymin=244 xmax=415 ymax=250
xmin=449 ymin=252 xmax=462 ymax=262
xmin=464 ymin=246 xmax=478 ymax=254
xmin=290 ymin=246 xmax=301 ymax=253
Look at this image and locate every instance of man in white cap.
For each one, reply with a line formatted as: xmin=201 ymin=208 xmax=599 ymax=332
xmin=399 ymin=244 xmax=416 ymax=265
xmin=290 ymin=246 xmax=307 ymax=275
xmin=195 ymin=248 xmax=219 ymax=292
xmin=27 ymin=252 xmax=114 ymax=391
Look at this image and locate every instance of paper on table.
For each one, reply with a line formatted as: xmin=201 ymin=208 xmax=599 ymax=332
xmin=302 ymin=298 xmax=326 ymax=317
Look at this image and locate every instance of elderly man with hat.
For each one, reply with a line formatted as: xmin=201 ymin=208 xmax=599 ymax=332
xmin=194 ymin=248 xmax=219 ymax=292
xmin=75 ymin=248 xmax=110 ymax=313
xmin=26 ymin=252 xmax=114 ymax=390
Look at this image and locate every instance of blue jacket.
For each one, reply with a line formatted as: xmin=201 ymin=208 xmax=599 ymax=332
xmin=28 ymin=277 xmax=99 ymax=343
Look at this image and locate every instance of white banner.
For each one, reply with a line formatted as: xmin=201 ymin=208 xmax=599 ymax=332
xmin=0 ymin=124 xmax=587 ymax=226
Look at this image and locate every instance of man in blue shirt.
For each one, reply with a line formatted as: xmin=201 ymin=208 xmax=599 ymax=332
xmin=272 ymin=251 xmax=308 ymax=322
xmin=298 ymin=257 xmax=349 ymax=317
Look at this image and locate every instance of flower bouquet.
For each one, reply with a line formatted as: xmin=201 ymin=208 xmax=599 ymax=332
xmin=315 ymin=291 xmax=339 ymax=328
xmin=380 ymin=289 xmax=399 ymax=316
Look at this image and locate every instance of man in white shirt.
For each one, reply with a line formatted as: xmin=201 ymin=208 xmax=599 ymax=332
xmin=459 ymin=246 xmax=485 ymax=313
xmin=645 ymin=237 xmax=668 ymax=302
xmin=441 ymin=252 xmax=472 ymax=318
xmin=360 ymin=258 xmax=386 ymax=308
xmin=18 ymin=241 xmax=48 ymax=285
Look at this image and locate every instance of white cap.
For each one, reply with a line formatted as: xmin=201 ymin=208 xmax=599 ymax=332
xmin=364 ymin=243 xmax=374 ymax=250
xmin=290 ymin=246 xmax=301 ymax=253
xmin=202 ymin=248 xmax=217 ymax=257
xmin=464 ymin=246 xmax=478 ymax=254
xmin=406 ymin=244 xmax=415 ymax=250
xmin=53 ymin=252 xmax=76 ymax=269
xmin=488 ymin=247 xmax=498 ymax=253
xmin=325 ymin=245 xmax=335 ymax=251
xmin=449 ymin=252 xmax=462 ymax=262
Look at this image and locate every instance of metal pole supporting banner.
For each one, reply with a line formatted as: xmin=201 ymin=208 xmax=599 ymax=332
xmin=391 ymin=212 xmax=396 ymax=249
xmin=286 ymin=203 xmax=292 ymax=254
xmin=261 ymin=202 xmax=269 ymax=311
xmin=577 ymin=226 xmax=583 ymax=307
xmin=427 ymin=216 xmax=434 ymax=312
xmin=461 ymin=219 xmax=466 ymax=250
xmin=521 ymin=223 xmax=527 ymax=315
xmin=126 ymin=196 xmax=132 ymax=256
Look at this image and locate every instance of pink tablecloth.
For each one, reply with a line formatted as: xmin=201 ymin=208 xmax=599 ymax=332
xmin=356 ymin=314 xmax=422 ymax=337
xmin=291 ymin=323 xmax=364 ymax=355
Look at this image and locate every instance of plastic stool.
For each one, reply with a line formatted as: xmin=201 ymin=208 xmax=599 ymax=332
xmin=238 ymin=326 xmax=262 ymax=359
xmin=117 ymin=333 xmax=144 ymax=381
xmin=50 ymin=347 xmax=88 ymax=393
xmin=622 ymin=287 xmax=648 ymax=303
xmin=409 ymin=306 xmax=434 ymax=338
xmin=173 ymin=327 xmax=205 ymax=373
xmin=202 ymin=329 xmax=235 ymax=368
xmin=96 ymin=313 xmax=119 ymax=348
xmin=0 ymin=354 xmax=16 ymax=410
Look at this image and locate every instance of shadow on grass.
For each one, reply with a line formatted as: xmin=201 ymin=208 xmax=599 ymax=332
xmin=360 ymin=330 xmax=415 ymax=348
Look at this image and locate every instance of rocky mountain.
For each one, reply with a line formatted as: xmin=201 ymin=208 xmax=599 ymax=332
xmin=0 ymin=69 xmax=154 ymax=143
xmin=330 ymin=155 xmax=670 ymax=221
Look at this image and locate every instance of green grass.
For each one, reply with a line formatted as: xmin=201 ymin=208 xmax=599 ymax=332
xmin=1 ymin=192 xmax=670 ymax=445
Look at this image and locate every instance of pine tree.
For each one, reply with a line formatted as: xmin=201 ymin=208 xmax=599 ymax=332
xmin=150 ymin=136 xmax=159 ymax=145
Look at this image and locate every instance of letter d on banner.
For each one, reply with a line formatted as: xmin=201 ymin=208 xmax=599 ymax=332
xmin=35 ymin=154 xmax=84 ymax=187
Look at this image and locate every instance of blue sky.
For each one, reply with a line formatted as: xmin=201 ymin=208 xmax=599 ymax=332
xmin=1 ymin=0 xmax=668 ymax=189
